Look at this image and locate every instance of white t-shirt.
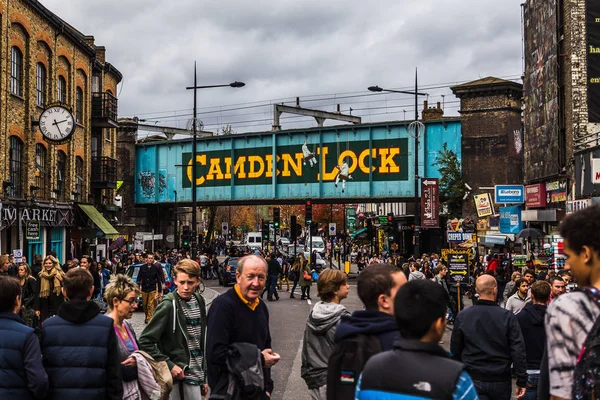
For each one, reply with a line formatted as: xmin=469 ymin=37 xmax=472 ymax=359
xmin=545 ymin=291 xmax=600 ymax=399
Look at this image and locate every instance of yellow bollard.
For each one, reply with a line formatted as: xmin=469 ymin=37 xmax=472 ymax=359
xmin=345 ymin=261 xmax=350 ymax=274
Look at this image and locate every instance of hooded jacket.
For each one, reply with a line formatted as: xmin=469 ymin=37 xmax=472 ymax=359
xmin=301 ymin=301 xmax=350 ymax=389
xmin=334 ymin=310 xmax=400 ymax=351
xmin=41 ymin=299 xmax=122 ymax=400
xmin=516 ymin=304 xmax=547 ymax=370
xmin=408 ymin=270 xmax=426 ymax=281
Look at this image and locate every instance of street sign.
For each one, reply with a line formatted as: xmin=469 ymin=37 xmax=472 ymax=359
xmin=446 ymin=250 xmax=470 ymax=282
xmin=142 ymin=234 xmax=163 ymax=241
xmin=26 ymin=220 xmax=40 ymax=240
xmin=329 ymin=223 xmax=336 ymax=236
xmin=13 ymin=249 xmax=23 ymax=264
xmin=134 ymin=240 xmax=144 ymax=251
xmin=135 ymin=232 xmax=152 ymax=240
xmin=346 ymin=207 xmax=357 ymax=233
xmin=421 ymin=178 xmax=439 ymax=228
xmin=166 ymin=234 xmax=175 ymax=243
xmin=222 ymin=222 xmax=229 ymax=234
xmin=495 ymin=185 xmax=525 ymax=204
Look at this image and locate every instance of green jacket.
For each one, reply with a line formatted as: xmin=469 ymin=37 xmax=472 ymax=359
xmin=300 ymin=264 xmax=312 ymax=287
xmin=138 ymin=291 xmax=207 ymax=377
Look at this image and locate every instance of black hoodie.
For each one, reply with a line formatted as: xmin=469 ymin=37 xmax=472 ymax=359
xmin=334 ymin=310 xmax=400 ymax=351
xmin=516 ymin=303 xmax=547 ymax=370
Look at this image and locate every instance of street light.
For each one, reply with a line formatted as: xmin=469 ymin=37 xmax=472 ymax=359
xmin=186 ymin=62 xmax=245 ymax=259
xmin=368 ymin=68 xmax=428 ymax=258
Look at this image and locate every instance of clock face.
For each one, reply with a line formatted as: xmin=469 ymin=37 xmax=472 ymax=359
xmin=39 ymin=106 xmax=75 ymax=143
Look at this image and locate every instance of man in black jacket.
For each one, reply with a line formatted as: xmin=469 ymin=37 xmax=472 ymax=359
xmin=517 ymin=280 xmax=549 ymax=399
xmin=138 ymin=253 xmax=163 ymax=323
xmin=451 ymin=274 xmax=527 ymax=400
xmin=266 ymin=253 xmax=281 ymax=301
xmin=41 ymin=268 xmax=122 ymax=400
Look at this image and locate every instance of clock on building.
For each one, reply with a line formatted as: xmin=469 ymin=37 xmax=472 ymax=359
xmin=39 ymin=105 xmax=75 ymax=143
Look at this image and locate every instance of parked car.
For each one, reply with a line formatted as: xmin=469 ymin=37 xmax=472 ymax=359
xmin=126 ymin=263 xmax=174 ymax=308
xmin=218 ymin=257 xmax=239 ymax=286
xmin=303 ymin=251 xmax=326 ymax=271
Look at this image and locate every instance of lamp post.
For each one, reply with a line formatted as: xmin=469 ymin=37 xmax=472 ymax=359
xmin=186 ymin=62 xmax=244 ymax=259
xmin=368 ymin=68 xmax=428 ymax=258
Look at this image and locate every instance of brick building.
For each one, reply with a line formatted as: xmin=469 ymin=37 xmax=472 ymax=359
xmin=0 ymin=0 xmax=122 ymax=263
xmin=451 ymin=77 xmax=524 ymax=248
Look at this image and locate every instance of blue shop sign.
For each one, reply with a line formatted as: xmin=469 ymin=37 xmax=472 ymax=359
xmin=495 ymin=185 xmax=525 ymax=204
xmin=499 ymin=206 xmax=523 ymax=234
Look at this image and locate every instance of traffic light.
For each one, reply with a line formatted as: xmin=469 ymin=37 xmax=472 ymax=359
xmin=182 ymin=226 xmax=191 ymax=248
xmin=366 ymin=218 xmax=374 ymax=241
xmin=387 ymin=212 xmax=394 ymax=223
xmin=273 ymin=207 xmax=280 ymax=228
xmin=262 ymin=221 xmax=270 ymax=241
xmin=290 ymin=215 xmax=297 ymax=241
xmin=305 ymin=200 xmax=312 ymax=223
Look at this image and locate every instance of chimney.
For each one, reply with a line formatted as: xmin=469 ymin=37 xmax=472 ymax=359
xmin=437 ymin=102 xmax=441 ymax=109
xmin=95 ymin=46 xmax=106 ymax=64
xmin=422 ymin=101 xmax=444 ymax=121
xmin=423 ymin=100 xmax=428 ymax=110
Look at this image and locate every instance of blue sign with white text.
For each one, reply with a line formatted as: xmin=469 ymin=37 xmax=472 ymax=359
xmin=499 ymin=206 xmax=523 ymax=234
xmin=495 ymin=185 xmax=525 ymax=204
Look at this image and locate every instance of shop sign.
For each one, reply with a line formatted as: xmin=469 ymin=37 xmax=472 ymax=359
xmin=447 ymin=232 xmax=475 ymax=243
xmin=545 ymin=180 xmax=567 ymax=204
xmin=495 ymin=185 xmax=525 ymax=204
xmin=421 ymin=178 xmax=439 ymax=228
xmin=499 ymin=206 xmax=522 ymax=234
xmin=525 ymin=184 xmax=547 ymax=208
xmin=26 ymin=220 xmax=40 ymax=240
xmin=0 ymin=205 xmax=57 ymax=224
xmin=446 ymin=250 xmax=470 ymax=282
xmin=474 ymin=193 xmax=493 ymax=217
xmin=346 ymin=207 xmax=356 ymax=233
xmin=593 ymin=159 xmax=600 ymax=184
xmin=566 ymin=199 xmax=592 ymax=215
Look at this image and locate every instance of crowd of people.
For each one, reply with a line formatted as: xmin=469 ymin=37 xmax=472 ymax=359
xmin=2 ymin=205 xmax=600 ymax=399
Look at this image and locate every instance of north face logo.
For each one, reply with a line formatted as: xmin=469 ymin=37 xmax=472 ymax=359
xmin=413 ymin=381 xmax=432 ymax=392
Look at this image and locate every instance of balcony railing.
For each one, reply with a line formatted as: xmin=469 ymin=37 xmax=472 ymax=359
xmin=91 ymin=92 xmax=118 ymax=127
xmin=91 ymin=156 xmax=117 ymax=189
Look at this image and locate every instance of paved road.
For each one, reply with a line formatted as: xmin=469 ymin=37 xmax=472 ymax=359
xmin=130 ymin=275 xmax=456 ymax=400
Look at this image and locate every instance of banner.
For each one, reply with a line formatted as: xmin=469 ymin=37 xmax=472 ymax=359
xmin=421 ymin=178 xmax=439 ymax=228
xmin=346 ymin=207 xmax=356 ymax=233
xmin=499 ymin=206 xmax=523 ymax=234
xmin=588 ymin=0 xmax=600 ymax=122
xmin=474 ymin=193 xmax=493 ymax=217
xmin=444 ymin=249 xmax=470 ymax=282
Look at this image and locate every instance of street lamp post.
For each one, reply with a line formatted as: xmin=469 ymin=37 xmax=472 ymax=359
xmin=186 ymin=62 xmax=244 ymax=259
xmin=368 ymin=68 xmax=427 ymax=258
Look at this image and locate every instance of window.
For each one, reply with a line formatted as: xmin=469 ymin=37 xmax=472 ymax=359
xmin=75 ymin=156 xmax=84 ymax=198
xmin=35 ymin=144 xmax=47 ymax=199
xmin=58 ymin=76 xmax=66 ymax=103
xmin=76 ymin=87 xmax=83 ymax=123
xmin=56 ymin=151 xmax=66 ymax=201
xmin=10 ymin=47 xmax=23 ymax=96
xmin=36 ymin=63 xmax=47 ymax=107
xmin=9 ymin=137 xmax=24 ymax=197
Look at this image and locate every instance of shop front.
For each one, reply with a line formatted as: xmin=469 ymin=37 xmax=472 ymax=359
xmin=0 ymin=202 xmax=74 ymax=264
xmin=74 ymin=204 xmax=120 ymax=261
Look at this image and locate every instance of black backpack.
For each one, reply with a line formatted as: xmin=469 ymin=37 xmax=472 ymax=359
xmin=573 ymin=288 xmax=600 ymax=400
xmin=326 ymin=334 xmax=382 ymax=400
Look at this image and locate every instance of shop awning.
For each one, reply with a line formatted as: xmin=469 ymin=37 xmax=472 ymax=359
xmin=481 ymin=234 xmax=515 ymax=246
xmin=351 ymin=227 xmax=367 ymax=239
xmin=78 ymin=204 xmax=120 ymax=239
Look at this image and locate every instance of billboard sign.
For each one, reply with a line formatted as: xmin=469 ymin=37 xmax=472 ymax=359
xmin=446 ymin=250 xmax=470 ymax=282
xmin=474 ymin=193 xmax=493 ymax=217
xmin=495 ymin=185 xmax=525 ymax=204
xmin=499 ymin=206 xmax=523 ymax=234
xmin=587 ymin=0 xmax=600 ymax=122
xmin=421 ymin=178 xmax=439 ymax=228
xmin=525 ymin=184 xmax=547 ymax=208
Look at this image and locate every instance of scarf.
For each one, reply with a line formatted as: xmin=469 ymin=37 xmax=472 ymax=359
xmin=39 ymin=268 xmax=63 ymax=298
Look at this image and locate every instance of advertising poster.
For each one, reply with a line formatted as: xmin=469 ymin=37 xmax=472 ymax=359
xmin=474 ymin=193 xmax=493 ymax=217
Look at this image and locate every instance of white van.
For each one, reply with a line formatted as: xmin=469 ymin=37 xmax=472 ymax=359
xmin=245 ymin=232 xmax=262 ymax=249
xmin=309 ymin=236 xmax=326 ymax=256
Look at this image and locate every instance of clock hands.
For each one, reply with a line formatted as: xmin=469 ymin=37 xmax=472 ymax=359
xmin=52 ymin=119 xmax=64 ymax=136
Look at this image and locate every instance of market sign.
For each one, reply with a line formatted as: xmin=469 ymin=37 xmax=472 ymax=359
xmin=421 ymin=178 xmax=439 ymax=228
xmin=494 ymin=185 xmax=525 ymax=204
xmin=525 ymin=184 xmax=547 ymax=208
xmin=499 ymin=206 xmax=522 ymax=234
xmin=445 ymin=249 xmax=470 ymax=282
xmin=26 ymin=220 xmax=40 ymax=240
xmin=447 ymin=232 xmax=475 ymax=243
xmin=346 ymin=207 xmax=357 ymax=233
xmin=474 ymin=193 xmax=493 ymax=217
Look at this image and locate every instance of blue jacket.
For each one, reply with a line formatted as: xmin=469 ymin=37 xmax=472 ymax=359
xmin=334 ymin=310 xmax=400 ymax=351
xmin=0 ymin=312 xmax=48 ymax=400
xmin=41 ymin=299 xmax=122 ymax=400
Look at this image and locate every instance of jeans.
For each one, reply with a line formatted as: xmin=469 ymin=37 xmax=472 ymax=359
xmin=523 ymin=374 xmax=539 ymax=400
xmin=473 ymin=379 xmax=512 ymax=400
xmin=267 ymin=275 xmax=279 ymax=299
xmin=301 ymin=285 xmax=311 ymax=299
xmin=290 ymin=279 xmax=299 ymax=295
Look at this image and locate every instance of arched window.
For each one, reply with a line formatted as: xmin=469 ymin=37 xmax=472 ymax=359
xmin=10 ymin=47 xmax=23 ymax=96
xmin=58 ymin=76 xmax=67 ymax=103
xmin=76 ymin=87 xmax=83 ymax=123
xmin=36 ymin=63 xmax=47 ymax=107
xmin=9 ymin=136 xmax=24 ymax=197
xmin=56 ymin=151 xmax=67 ymax=201
xmin=75 ymin=156 xmax=84 ymax=198
xmin=35 ymin=144 xmax=47 ymax=199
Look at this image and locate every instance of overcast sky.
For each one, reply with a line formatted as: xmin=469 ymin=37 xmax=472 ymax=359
xmin=41 ymin=0 xmax=524 ymax=134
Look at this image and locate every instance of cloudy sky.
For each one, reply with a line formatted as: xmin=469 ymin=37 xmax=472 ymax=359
xmin=41 ymin=0 xmax=524 ymax=134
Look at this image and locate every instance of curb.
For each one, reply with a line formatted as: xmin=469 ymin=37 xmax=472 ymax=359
xmin=202 ymin=287 xmax=220 ymax=308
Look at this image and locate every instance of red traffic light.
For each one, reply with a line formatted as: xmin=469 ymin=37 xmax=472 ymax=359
xmin=306 ymin=200 xmax=311 ymax=206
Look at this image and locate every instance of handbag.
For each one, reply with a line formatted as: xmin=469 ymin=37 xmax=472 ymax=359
xmin=303 ymin=270 xmax=311 ymax=281
xmin=288 ymin=270 xmax=298 ymax=282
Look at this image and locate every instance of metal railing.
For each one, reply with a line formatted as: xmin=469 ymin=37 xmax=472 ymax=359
xmin=91 ymin=92 xmax=118 ymax=122
xmin=91 ymin=156 xmax=117 ymax=186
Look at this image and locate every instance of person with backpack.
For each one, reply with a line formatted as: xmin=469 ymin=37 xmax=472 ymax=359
xmin=301 ymin=269 xmax=350 ymax=399
xmin=356 ymin=280 xmax=478 ymax=399
xmin=327 ymin=263 xmax=407 ymax=400
xmin=545 ymin=205 xmax=600 ymax=400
